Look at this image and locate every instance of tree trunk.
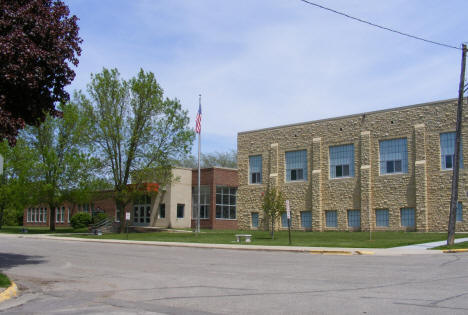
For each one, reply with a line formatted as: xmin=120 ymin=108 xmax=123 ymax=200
xmin=49 ymin=205 xmax=56 ymax=232
xmin=116 ymin=199 xmax=126 ymax=233
xmin=271 ymin=216 xmax=275 ymax=240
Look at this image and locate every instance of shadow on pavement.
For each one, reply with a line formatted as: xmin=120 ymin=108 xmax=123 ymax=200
xmin=0 ymin=253 xmax=45 ymax=270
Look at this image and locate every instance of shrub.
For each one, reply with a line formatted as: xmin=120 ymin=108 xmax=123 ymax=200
xmin=92 ymin=212 xmax=108 ymax=225
xmin=70 ymin=212 xmax=92 ymax=229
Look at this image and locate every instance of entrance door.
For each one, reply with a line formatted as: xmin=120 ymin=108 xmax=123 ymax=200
xmin=133 ymin=203 xmax=151 ymax=226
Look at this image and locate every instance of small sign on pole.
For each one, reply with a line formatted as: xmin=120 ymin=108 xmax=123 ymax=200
xmin=286 ymin=200 xmax=291 ymax=245
xmin=125 ymin=212 xmax=131 ymax=221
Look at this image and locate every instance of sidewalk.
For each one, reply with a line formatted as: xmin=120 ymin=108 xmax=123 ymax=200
xmin=2 ymin=233 xmax=465 ymax=256
xmin=396 ymin=237 xmax=468 ymax=250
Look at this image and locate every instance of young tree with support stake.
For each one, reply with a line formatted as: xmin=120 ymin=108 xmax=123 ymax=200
xmin=262 ymin=187 xmax=286 ymax=240
xmin=80 ymin=68 xmax=194 ymax=233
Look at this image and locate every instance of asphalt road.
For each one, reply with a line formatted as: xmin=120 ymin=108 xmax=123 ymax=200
xmin=1 ymin=235 xmax=468 ymax=314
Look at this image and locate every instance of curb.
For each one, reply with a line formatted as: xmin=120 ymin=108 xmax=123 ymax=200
xmin=443 ymin=248 xmax=468 ymax=253
xmin=355 ymin=250 xmax=375 ymax=255
xmin=0 ymin=282 xmax=18 ymax=303
xmin=309 ymin=250 xmax=352 ymax=255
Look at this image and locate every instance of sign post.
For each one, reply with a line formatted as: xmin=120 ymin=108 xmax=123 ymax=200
xmin=286 ymin=200 xmax=291 ymax=245
xmin=125 ymin=211 xmax=130 ymax=240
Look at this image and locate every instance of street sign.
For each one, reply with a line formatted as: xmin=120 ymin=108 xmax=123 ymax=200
xmin=125 ymin=212 xmax=131 ymax=221
xmin=286 ymin=200 xmax=291 ymax=219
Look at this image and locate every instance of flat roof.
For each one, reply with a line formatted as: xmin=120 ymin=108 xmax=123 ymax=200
xmin=238 ymin=97 xmax=460 ymax=135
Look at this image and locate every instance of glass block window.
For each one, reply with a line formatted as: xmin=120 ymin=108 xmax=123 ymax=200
xmin=249 ymin=155 xmax=262 ymax=184
xmin=159 ymin=204 xmax=165 ymax=219
xmin=286 ymin=150 xmax=308 ymax=181
xmin=281 ymin=212 xmax=289 ymax=228
xmin=251 ymin=212 xmax=259 ymax=228
xmin=329 ymin=144 xmax=354 ymax=178
xmin=326 ymin=210 xmax=337 ymax=227
xmin=301 ymin=211 xmax=312 ymax=228
xmin=457 ymin=202 xmax=463 ymax=222
xmin=192 ymin=185 xmax=210 ymax=219
xmin=216 ymin=186 xmax=237 ymax=219
xmin=375 ymin=209 xmax=389 ymax=227
xmin=177 ymin=204 xmax=185 ymax=218
xmin=440 ymin=132 xmax=463 ymax=170
xmin=347 ymin=210 xmax=361 ymax=228
xmin=379 ymin=138 xmax=408 ymax=174
xmin=400 ymin=208 xmax=415 ymax=227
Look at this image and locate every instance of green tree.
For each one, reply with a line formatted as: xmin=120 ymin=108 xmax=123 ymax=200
xmin=262 ymin=187 xmax=286 ymax=240
xmin=22 ymin=102 xmax=101 ymax=231
xmin=80 ymin=68 xmax=194 ymax=233
xmin=0 ymin=139 xmax=36 ymax=228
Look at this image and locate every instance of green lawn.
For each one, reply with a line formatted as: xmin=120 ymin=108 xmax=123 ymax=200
xmin=64 ymin=230 xmax=468 ymax=248
xmin=0 ymin=226 xmax=88 ymax=234
xmin=0 ymin=273 xmax=11 ymax=288
xmin=432 ymin=241 xmax=468 ymax=250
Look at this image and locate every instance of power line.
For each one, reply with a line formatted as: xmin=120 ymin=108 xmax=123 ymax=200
xmin=298 ymin=0 xmax=461 ymax=50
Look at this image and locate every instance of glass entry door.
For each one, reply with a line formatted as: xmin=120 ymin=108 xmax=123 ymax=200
xmin=133 ymin=196 xmax=151 ymax=225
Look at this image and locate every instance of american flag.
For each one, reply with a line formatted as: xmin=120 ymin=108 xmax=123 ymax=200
xmin=195 ymin=103 xmax=202 ymax=134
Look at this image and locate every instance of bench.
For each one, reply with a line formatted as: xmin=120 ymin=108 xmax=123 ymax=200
xmin=235 ymin=234 xmax=252 ymax=243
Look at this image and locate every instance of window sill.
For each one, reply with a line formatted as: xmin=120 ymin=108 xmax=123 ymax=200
xmin=284 ymin=180 xmax=308 ymax=184
xmin=379 ymin=172 xmax=408 ymax=176
xmin=215 ymin=218 xmax=237 ymax=221
xmin=329 ymin=176 xmax=354 ymax=180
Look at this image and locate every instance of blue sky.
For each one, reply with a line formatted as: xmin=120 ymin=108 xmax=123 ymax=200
xmin=64 ymin=0 xmax=468 ymax=155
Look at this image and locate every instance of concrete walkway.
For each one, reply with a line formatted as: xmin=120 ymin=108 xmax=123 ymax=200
xmin=396 ymin=237 xmax=468 ymax=250
xmin=2 ymin=233 xmax=467 ymax=256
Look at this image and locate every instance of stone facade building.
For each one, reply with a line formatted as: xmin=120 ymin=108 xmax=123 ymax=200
xmin=237 ymin=98 xmax=468 ymax=232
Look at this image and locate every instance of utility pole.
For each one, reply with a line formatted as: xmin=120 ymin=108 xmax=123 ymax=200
xmin=447 ymin=44 xmax=467 ymax=246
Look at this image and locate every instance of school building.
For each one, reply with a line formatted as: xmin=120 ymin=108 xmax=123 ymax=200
xmin=23 ymin=167 xmax=238 ymax=230
xmin=237 ymin=98 xmax=468 ymax=232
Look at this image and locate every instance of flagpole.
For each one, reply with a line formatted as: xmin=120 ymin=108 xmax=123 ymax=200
xmin=197 ymin=94 xmax=201 ymax=234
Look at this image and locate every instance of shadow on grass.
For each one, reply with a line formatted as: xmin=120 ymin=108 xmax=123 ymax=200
xmin=0 ymin=253 xmax=45 ymax=270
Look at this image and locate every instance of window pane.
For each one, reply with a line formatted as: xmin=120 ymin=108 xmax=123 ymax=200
xmin=440 ymin=132 xmax=463 ymax=169
xmin=301 ymin=211 xmax=312 ymax=228
xmin=216 ymin=205 xmax=221 ymax=218
xmin=249 ymin=155 xmax=262 ymax=184
xmin=330 ymin=144 xmax=354 ymax=178
xmin=456 ymin=202 xmax=463 ymax=222
xmin=380 ymin=138 xmax=408 ymax=174
xmin=251 ymin=212 xmax=259 ymax=227
xmin=400 ymin=208 xmax=415 ymax=227
xmin=375 ymin=209 xmax=389 ymax=227
xmin=347 ymin=210 xmax=361 ymax=228
xmin=326 ymin=211 xmax=337 ymax=227
xmin=286 ymin=150 xmax=307 ymax=181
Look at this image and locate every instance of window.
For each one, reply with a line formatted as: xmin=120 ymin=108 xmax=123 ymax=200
xmin=440 ymin=132 xmax=463 ymax=170
xmin=177 ymin=204 xmax=185 ymax=218
xmin=67 ymin=208 xmax=70 ymax=223
xmin=43 ymin=208 xmax=47 ymax=223
xmin=159 ymin=204 xmax=166 ymax=219
xmin=457 ymin=202 xmax=463 ymax=222
xmin=326 ymin=211 xmax=337 ymax=227
xmin=286 ymin=150 xmax=307 ymax=181
xmin=347 ymin=210 xmax=361 ymax=228
xmin=251 ymin=212 xmax=259 ymax=228
xmin=400 ymin=208 xmax=415 ymax=227
xmin=329 ymin=144 xmax=354 ymax=178
xmin=301 ymin=211 xmax=312 ymax=228
xmin=375 ymin=209 xmax=389 ymax=227
xmin=281 ymin=212 xmax=289 ymax=228
xmin=249 ymin=155 xmax=262 ymax=184
xmin=27 ymin=208 xmax=30 ymax=223
xmin=379 ymin=138 xmax=408 ymax=174
xmin=216 ymin=186 xmax=237 ymax=219
xmin=192 ymin=186 xmax=210 ymax=219
xmin=56 ymin=207 xmax=65 ymax=223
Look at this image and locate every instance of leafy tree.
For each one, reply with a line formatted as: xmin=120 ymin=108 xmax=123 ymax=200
xmin=80 ymin=68 xmax=195 ymax=233
xmin=22 ymin=102 xmax=101 ymax=231
xmin=262 ymin=187 xmax=286 ymax=240
xmin=177 ymin=150 xmax=237 ymax=168
xmin=0 ymin=0 xmax=82 ymax=146
xmin=0 ymin=139 xmax=36 ymax=228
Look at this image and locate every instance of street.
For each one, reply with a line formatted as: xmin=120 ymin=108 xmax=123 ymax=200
xmin=1 ymin=235 xmax=468 ymax=314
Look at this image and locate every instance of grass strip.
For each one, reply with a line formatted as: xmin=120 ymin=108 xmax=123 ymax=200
xmin=0 ymin=274 xmax=11 ymax=288
xmin=432 ymin=241 xmax=468 ymax=250
xmin=60 ymin=230 xmax=468 ymax=249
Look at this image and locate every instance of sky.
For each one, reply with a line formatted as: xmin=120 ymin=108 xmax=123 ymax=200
xmin=64 ymin=0 xmax=468 ymax=155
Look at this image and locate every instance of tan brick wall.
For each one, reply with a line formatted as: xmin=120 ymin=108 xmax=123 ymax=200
xmin=237 ymin=98 xmax=468 ymax=232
